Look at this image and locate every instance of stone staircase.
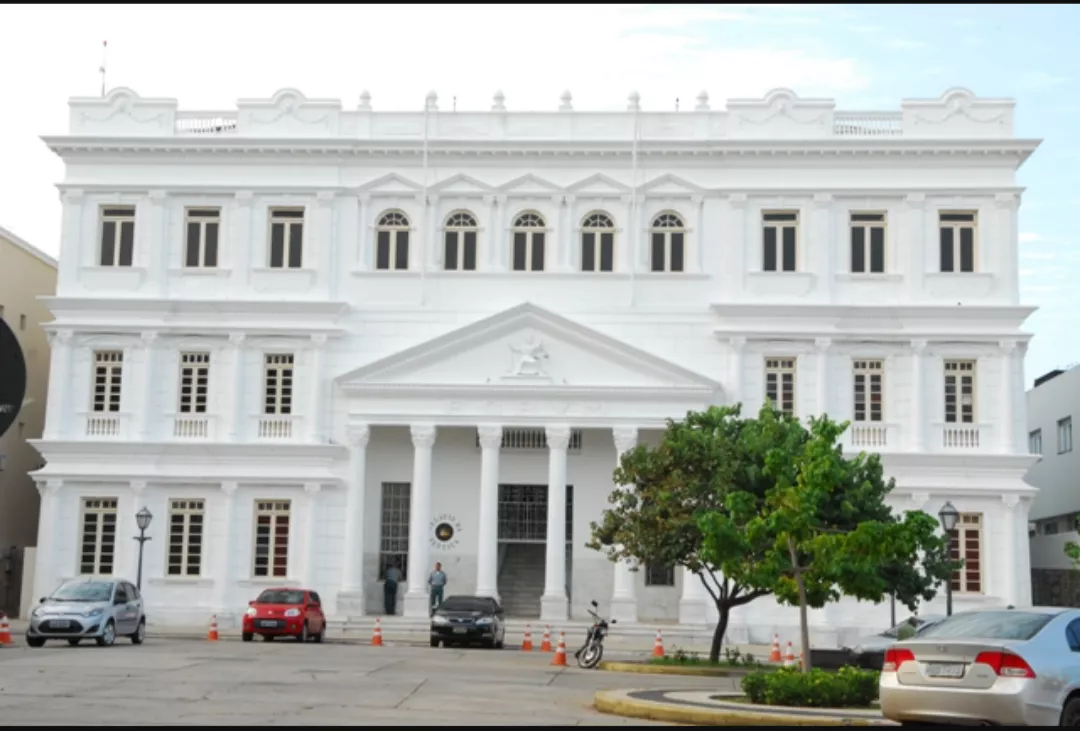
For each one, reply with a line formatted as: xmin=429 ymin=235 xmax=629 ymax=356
xmin=498 ymin=543 xmax=546 ymax=617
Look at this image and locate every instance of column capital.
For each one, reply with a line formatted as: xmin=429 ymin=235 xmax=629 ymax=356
xmin=221 ymin=481 xmax=239 ymax=496
xmin=229 ymin=332 xmax=247 ymax=346
xmin=994 ymin=192 xmax=1017 ymax=207
xmin=483 ymin=194 xmax=500 ymax=206
xmin=1002 ymin=493 xmax=1021 ymax=509
xmin=346 ymin=425 xmax=371 ymax=448
xmin=130 ymin=480 xmax=147 ymax=494
xmin=47 ymin=330 xmax=74 ymax=346
xmin=728 ymin=335 xmax=747 ymax=351
xmin=998 ymin=339 xmax=1017 ymax=354
xmin=316 ymin=190 xmax=336 ymax=204
xmin=690 ymin=194 xmax=705 ymax=207
xmin=909 ymin=491 xmax=931 ymax=511
xmin=727 ymin=193 xmax=748 ymax=208
xmin=550 ymin=194 xmax=566 ymax=206
xmin=477 ymin=424 xmax=503 ymax=450
xmin=310 ymin=333 xmax=329 ymax=348
xmin=613 ymin=427 xmax=639 ymax=454
xmin=148 ymin=189 xmax=168 ymax=203
xmin=36 ymin=479 xmax=63 ymax=496
xmin=905 ymin=192 xmax=926 ymax=204
xmin=410 ymin=423 xmax=437 ymax=448
xmin=910 ymin=338 xmax=928 ymax=354
xmin=812 ymin=192 xmax=833 ymax=207
xmin=814 ymin=337 xmax=832 ymax=353
xmin=139 ymin=331 xmax=159 ymax=348
xmin=234 ymin=190 xmax=254 ymax=207
xmin=304 ymin=482 xmax=322 ymax=496
xmin=357 ymin=192 xmax=371 ymax=205
xmin=61 ymin=188 xmax=85 ymax=202
xmin=545 ymin=424 xmax=572 ymax=450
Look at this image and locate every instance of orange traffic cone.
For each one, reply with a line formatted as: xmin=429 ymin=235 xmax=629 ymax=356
xmin=207 ymin=614 xmax=219 ymax=641
xmin=652 ymin=629 xmax=665 ymax=658
xmin=0 ymin=616 xmax=11 ymax=645
xmin=371 ymin=617 xmax=383 ymax=647
xmin=551 ymin=632 xmax=567 ymax=666
xmin=541 ymin=625 xmax=552 ymax=652
xmin=768 ymin=633 xmax=782 ymax=663
xmin=521 ymin=624 xmax=534 ymax=651
xmin=784 ymin=641 xmax=796 ymax=667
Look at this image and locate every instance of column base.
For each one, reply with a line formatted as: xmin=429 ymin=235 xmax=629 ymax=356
xmin=403 ymin=590 xmax=431 ymax=619
xmin=610 ymin=595 xmax=638 ymax=624
xmin=540 ymin=593 xmax=569 ymax=622
xmin=336 ymin=590 xmax=365 ymax=618
xmin=678 ymin=597 xmax=708 ymax=627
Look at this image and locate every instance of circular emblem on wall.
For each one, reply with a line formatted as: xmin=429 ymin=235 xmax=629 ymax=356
xmin=0 ymin=318 xmax=28 ymax=439
xmin=430 ymin=513 xmax=462 ymax=551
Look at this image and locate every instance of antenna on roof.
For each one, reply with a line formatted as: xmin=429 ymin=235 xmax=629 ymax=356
xmin=99 ymin=40 xmax=108 ymax=96
xmin=675 ymin=97 xmax=679 ymax=112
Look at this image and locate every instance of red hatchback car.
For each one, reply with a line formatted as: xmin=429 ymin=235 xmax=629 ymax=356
xmin=242 ymin=588 xmax=327 ymax=643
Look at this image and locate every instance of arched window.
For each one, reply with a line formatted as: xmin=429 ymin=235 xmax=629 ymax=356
xmin=511 ymin=212 xmax=546 ymax=272
xmin=581 ymin=212 xmax=615 ymax=273
xmin=375 ymin=211 xmax=410 ymax=271
xmin=443 ymin=211 xmax=478 ymax=271
xmin=650 ymin=212 xmax=685 ymax=273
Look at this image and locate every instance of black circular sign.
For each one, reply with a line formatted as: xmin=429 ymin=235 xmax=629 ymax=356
xmin=434 ymin=522 xmax=455 ymax=543
xmin=0 ymin=318 xmax=27 ymax=439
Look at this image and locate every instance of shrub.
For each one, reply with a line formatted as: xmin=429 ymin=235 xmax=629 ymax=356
xmin=740 ymin=666 xmax=880 ymax=708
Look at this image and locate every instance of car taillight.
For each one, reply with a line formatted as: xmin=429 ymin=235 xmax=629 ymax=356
xmin=973 ymin=651 xmax=1037 ymax=679
xmin=882 ymin=647 xmax=915 ymax=672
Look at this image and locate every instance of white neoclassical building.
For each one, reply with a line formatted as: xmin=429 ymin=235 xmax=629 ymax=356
xmin=30 ymin=85 xmax=1040 ymax=642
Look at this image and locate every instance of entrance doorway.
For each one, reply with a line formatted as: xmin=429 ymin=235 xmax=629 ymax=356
xmin=496 ymin=484 xmax=573 ymax=617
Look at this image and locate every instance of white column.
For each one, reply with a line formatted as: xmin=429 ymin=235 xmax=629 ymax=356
xmin=729 ymin=336 xmax=746 ymax=407
xmin=308 ymin=334 xmax=326 ymax=442
xmin=315 ymin=191 xmax=335 ymax=286
xmin=560 ymin=195 xmax=576 ymax=271
xmin=541 ymin=424 xmax=571 ymax=621
xmin=476 ymin=424 xmax=503 ymax=599
xmin=356 ymin=193 xmax=371 ymax=270
xmin=425 ymin=195 xmax=441 ymax=269
xmin=610 ymin=427 xmax=639 ymax=623
xmin=692 ymin=195 xmax=705 ymax=273
xmin=999 ymin=340 xmax=1017 ymax=454
xmin=1001 ymin=494 xmax=1019 ymax=606
xmin=910 ymin=339 xmax=927 ymax=451
xmin=32 ymin=480 xmax=63 ymax=600
xmin=904 ymin=193 xmax=926 ymax=300
xmin=303 ymin=483 xmax=321 ymax=588
xmin=138 ymin=332 xmax=158 ymax=440
xmin=227 ymin=334 xmax=246 ymax=441
xmin=338 ymin=425 xmax=370 ymax=616
xmin=815 ymin=337 xmax=831 ymax=417
xmin=216 ymin=482 xmax=238 ymax=617
xmin=44 ymin=331 xmax=73 ymax=440
xmin=144 ymin=191 xmax=168 ymax=294
xmin=483 ymin=195 xmax=502 ymax=270
xmin=57 ymin=190 xmax=84 ymax=290
xmin=996 ymin=193 xmax=1019 ymax=302
xmin=813 ymin=194 xmax=833 ymax=300
xmin=404 ymin=424 xmax=437 ymax=617
xmin=726 ymin=194 xmax=748 ymax=295
xmin=232 ymin=191 xmax=254 ymax=284
xmin=678 ymin=565 xmax=709 ymax=626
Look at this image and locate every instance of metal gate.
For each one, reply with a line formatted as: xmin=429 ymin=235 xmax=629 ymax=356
xmin=497 ymin=484 xmax=573 ymax=543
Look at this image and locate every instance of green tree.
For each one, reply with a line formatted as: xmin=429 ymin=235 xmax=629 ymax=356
xmin=1064 ymin=521 xmax=1080 ymax=568
xmin=705 ymin=410 xmax=954 ymax=672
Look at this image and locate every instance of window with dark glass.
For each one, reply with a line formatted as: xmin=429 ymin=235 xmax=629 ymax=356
xmin=762 ymin=211 xmax=798 ymax=272
xmin=581 ymin=212 xmax=615 ymax=272
xmin=268 ymin=208 xmax=304 ymax=269
xmin=184 ymin=208 xmax=220 ymax=268
xmin=99 ymin=206 xmax=136 ymax=267
xmin=649 ymin=213 xmax=685 ymax=272
xmin=511 ymin=212 xmax=546 ymax=272
xmin=939 ymin=212 xmax=976 ymax=273
xmin=443 ymin=211 xmax=478 ymax=271
xmin=850 ymin=212 xmax=886 ymax=274
xmin=376 ymin=211 xmax=411 ymax=271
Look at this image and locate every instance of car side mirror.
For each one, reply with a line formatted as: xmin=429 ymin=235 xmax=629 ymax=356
xmin=248 ymin=600 xmax=255 ymax=606
xmin=39 ymin=597 xmax=45 ymax=604
xmin=591 ymin=600 xmax=598 ymax=608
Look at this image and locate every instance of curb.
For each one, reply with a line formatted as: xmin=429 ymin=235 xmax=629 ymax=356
xmin=593 ymin=690 xmax=892 ymax=727
xmin=597 ymin=660 xmax=758 ymax=677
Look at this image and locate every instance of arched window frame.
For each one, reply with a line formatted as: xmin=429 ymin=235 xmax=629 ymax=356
xmin=649 ymin=211 xmax=686 ymax=273
xmin=580 ymin=211 xmax=616 ymax=273
xmin=375 ymin=210 xmax=411 ymax=271
xmin=511 ymin=211 xmax=547 ymax=272
xmin=442 ymin=210 xmax=479 ymax=271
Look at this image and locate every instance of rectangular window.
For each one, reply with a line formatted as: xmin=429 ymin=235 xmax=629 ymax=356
xmin=644 ymin=563 xmax=675 ymax=587
xmin=850 ymin=212 xmax=886 ymax=274
xmin=853 ymin=359 xmax=884 ymax=423
xmin=581 ymin=232 xmax=615 ymax=272
xmin=762 ymin=211 xmax=798 ymax=272
xmin=764 ymin=357 xmax=797 ymax=416
xmin=1059 ymin=417 xmax=1074 ymax=454
xmin=177 ymin=353 xmax=210 ymax=414
xmin=939 ymin=212 xmax=977 ymax=273
xmin=184 ymin=208 xmax=220 ymax=268
xmin=948 ymin=513 xmax=983 ymax=594
xmin=253 ymin=500 xmax=291 ymax=578
xmin=443 ymin=231 xmax=476 ymax=271
xmin=263 ymin=354 xmax=294 ymax=415
xmin=512 ymin=232 xmax=546 ymax=272
xmin=650 ymin=232 xmax=684 ymax=273
xmin=377 ymin=229 xmax=411 ymax=270
xmin=379 ymin=482 xmax=411 ymax=580
xmin=79 ymin=498 xmax=118 ymax=575
xmin=167 ymin=498 xmax=205 ymax=577
xmin=268 ymin=208 xmax=304 ymax=269
xmin=943 ymin=360 xmax=976 ymax=424
xmin=92 ymin=351 xmax=124 ymax=413
xmin=99 ymin=206 xmax=136 ymax=267
xmin=1029 ymin=429 xmax=1042 ymax=455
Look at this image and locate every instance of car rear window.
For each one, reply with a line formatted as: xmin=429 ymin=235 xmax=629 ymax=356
xmin=438 ymin=597 xmax=493 ymax=612
xmin=917 ymin=611 xmax=1053 ymax=641
xmin=256 ymin=590 xmax=305 ymax=604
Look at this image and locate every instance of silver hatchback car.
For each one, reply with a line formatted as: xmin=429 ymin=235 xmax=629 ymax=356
xmin=27 ymin=577 xmax=147 ymax=648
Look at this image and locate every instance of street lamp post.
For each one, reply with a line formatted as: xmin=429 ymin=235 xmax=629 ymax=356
xmin=938 ymin=501 xmax=960 ymax=617
xmin=133 ymin=507 xmax=153 ymax=592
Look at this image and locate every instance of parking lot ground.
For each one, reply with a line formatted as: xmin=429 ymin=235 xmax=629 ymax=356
xmin=0 ymin=637 xmax=736 ymax=725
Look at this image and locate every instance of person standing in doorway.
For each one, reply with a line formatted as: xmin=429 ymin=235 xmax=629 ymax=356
xmin=428 ymin=562 xmax=447 ymax=614
xmin=384 ymin=562 xmax=403 ymax=615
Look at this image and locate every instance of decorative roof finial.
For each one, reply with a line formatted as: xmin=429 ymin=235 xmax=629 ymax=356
xmin=627 ymin=91 xmax=641 ymax=112
xmin=425 ymin=91 xmax=438 ymax=111
xmin=358 ymin=90 xmax=372 ymax=111
xmin=492 ymin=90 xmax=506 ymax=112
xmin=559 ymin=90 xmax=573 ymax=111
xmin=695 ymin=90 xmax=710 ymax=112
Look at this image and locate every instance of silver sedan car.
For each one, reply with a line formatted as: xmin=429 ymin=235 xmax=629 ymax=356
xmin=27 ymin=577 xmax=147 ymax=648
xmin=879 ymin=607 xmax=1080 ymax=726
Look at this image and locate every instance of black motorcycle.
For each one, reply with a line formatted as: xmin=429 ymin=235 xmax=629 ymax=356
xmin=575 ymin=600 xmax=616 ymax=669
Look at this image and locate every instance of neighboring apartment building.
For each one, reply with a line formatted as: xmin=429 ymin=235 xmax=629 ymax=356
xmin=0 ymin=225 xmax=56 ymax=616
xmin=1025 ymin=365 xmax=1080 ymax=605
xmin=29 ymin=85 xmax=1038 ymax=646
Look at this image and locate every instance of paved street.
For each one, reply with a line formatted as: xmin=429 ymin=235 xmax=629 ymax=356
xmin=0 ymin=636 xmax=735 ymax=725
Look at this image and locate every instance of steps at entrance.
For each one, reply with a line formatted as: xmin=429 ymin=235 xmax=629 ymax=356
xmin=499 ymin=543 xmax=545 ymax=618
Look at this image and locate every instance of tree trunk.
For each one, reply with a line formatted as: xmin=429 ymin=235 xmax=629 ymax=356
xmin=710 ymin=605 xmax=730 ymax=664
xmin=788 ymin=536 xmax=812 ymax=673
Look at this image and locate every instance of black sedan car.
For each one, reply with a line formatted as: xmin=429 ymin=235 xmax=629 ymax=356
xmin=430 ymin=596 xmax=506 ymax=649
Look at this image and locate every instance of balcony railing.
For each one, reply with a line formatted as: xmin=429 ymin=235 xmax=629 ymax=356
xmin=941 ymin=424 xmax=982 ymax=449
xmin=84 ymin=412 xmax=128 ymax=438
xmin=849 ymin=423 xmax=893 ymax=450
xmin=173 ymin=414 xmax=216 ymax=439
xmin=257 ymin=415 xmax=299 ymax=440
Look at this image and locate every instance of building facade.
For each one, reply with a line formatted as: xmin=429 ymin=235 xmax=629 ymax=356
xmin=0 ymin=225 xmax=57 ymax=616
xmin=31 ymin=86 xmax=1039 ymax=641
xmin=1025 ymin=366 xmax=1080 ymax=605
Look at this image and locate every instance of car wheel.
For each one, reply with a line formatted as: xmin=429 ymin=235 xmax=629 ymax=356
xmin=68 ymin=639 xmax=81 ymax=647
xmin=130 ymin=619 xmax=146 ymax=645
xmin=430 ymin=639 xmax=440 ymax=648
xmin=494 ymin=637 xmax=504 ymax=649
xmin=95 ymin=620 xmax=116 ymax=647
xmin=242 ymin=632 xmax=254 ymax=642
xmin=26 ymin=636 xmax=46 ymax=648
xmin=313 ymin=625 xmax=324 ymax=644
xmin=298 ymin=623 xmax=309 ymax=642
xmin=1061 ymin=697 xmax=1080 ymax=726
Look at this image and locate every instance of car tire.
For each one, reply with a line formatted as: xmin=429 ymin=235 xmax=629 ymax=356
xmin=313 ymin=625 xmax=324 ymax=644
xmin=242 ymin=632 xmax=254 ymax=642
xmin=95 ymin=620 xmax=116 ymax=647
xmin=68 ymin=639 xmax=81 ymax=647
xmin=26 ymin=636 xmax=46 ymax=648
xmin=298 ymin=623 xmax=309 ymax=642
xmin=130 ymin=619 xmax=146 ymax=645
xmin=1061 ymin=697 xmax=1080 ymax=726
xmin=430 ymin=639 xmax=440 ymax=648
xmin=494 ymin=637 xmax=504 ymax=649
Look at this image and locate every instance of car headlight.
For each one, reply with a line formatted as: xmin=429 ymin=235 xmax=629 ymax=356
xmin=246 ymin=607 xmax=257 ymax=617
xmin=432 ymin=615 xmax=449 ymax=625
xmin=475 ymin=617 xmax=492 ymax=625
xmin=32 ymin=607 xmax=44 ymax=618
xmin=284 ymin=608 xmax=301 ymax=618
xmin=84 ymin=607 xmax=104 ymax=618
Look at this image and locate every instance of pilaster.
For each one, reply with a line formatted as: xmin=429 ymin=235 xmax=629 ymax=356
xmin=610 ymin=426 xmax=639 ymax=623
xmin=216 ymin=481 xmax=238 ymax=617
xmin=227 ymin=333 xmax=246 ymax=441
xmin=541 ymin=424 xmax=571 ymax=621
xmin=138 ymin=331 xmax=159 ymax=441
xmin=909 ymin=339 xmax=927 ymax=451
xmin=338 ymin=425 xmax=370 ymax=616
xmin=404 ymin=424 xmax=437 ymax=618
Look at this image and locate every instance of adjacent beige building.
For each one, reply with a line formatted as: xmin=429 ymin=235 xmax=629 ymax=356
xmin=0 ymin=225 xmax=56 ymax=616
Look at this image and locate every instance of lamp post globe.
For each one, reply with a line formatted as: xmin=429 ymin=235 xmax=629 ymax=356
xmin=136 ymin=507 xmax=153 ymax=532
xmin=938 ymin=501 xmax=960 ymax=617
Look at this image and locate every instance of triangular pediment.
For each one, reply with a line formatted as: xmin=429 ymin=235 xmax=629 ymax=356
xmin=429 ymin=173 xmax=493 ymax=196
xmin=336 ymin=303 xmax=721 ymax=394
xmin=356 ymin=173 xmax=423 ymax=196
xmin=567 ymin=173 xmax=631 ymax=196
xmin=497 ymin=173 xmax=563 ymax=196
xmin=641 ymin=173 xmax=703 ymax=196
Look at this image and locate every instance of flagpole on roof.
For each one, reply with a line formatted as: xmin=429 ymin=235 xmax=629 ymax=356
xmin=99 ymin=40 xmax=107 ymax=96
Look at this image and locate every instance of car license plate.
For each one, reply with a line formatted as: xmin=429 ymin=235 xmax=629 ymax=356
xmin=260 ymin=620 xmax=277 ymax=628
xmin=453 ymin=627 xmax=468 ymax=634
xmin=926 ymin=662 xmax=965 ymax=678
xmin=51 ymin=620 xmax=70 ymax=629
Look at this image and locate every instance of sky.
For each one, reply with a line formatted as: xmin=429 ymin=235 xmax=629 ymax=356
xmin=0 ymin=3 xmax=1075 ymax=385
